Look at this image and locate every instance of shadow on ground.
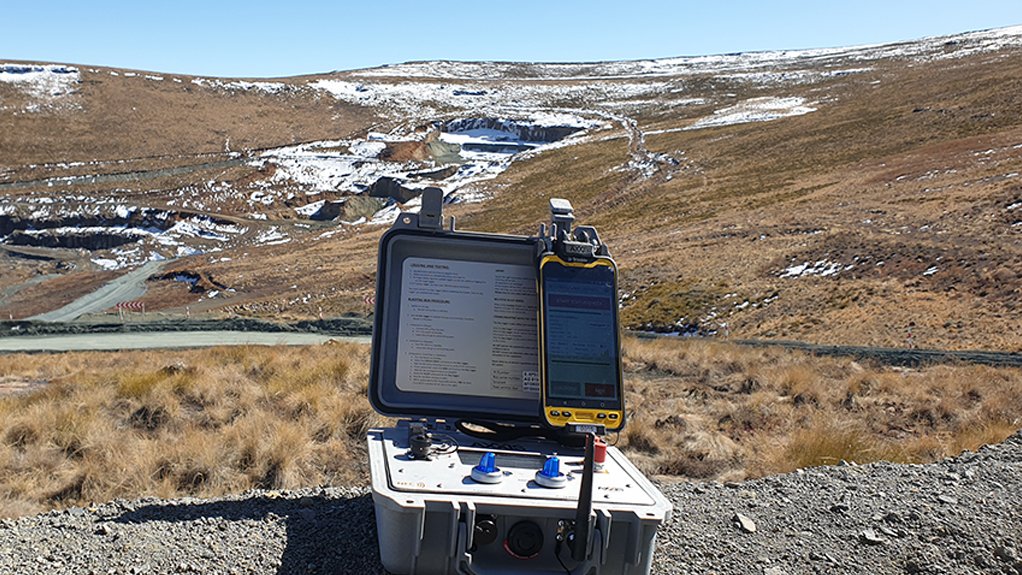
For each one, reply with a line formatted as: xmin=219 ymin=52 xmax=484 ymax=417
xmin=114 ymin=492 xmax=386 ymax=574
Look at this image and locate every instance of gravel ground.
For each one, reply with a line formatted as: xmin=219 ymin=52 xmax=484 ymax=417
xmin=1 ymin=431 xmax=1019 ymax=575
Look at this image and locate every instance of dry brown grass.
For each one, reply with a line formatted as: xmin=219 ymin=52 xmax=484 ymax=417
xmin=619 ymin=336 xmax=1022 ymax=481
xmin=0 ymin=342 xmax=381 ymax=518
xmin=0 ymin=337 xmax=1020 ymax=518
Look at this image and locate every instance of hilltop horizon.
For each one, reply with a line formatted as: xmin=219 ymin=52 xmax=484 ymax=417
xmin=3 ymin=23 xmax=1022 ymax=79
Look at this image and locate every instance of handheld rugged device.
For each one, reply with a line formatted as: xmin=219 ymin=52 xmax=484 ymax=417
xmin=537 ymin=200 xmax=625 ymax=432
xmin=367 ymin=190 xmax=669 ymax=575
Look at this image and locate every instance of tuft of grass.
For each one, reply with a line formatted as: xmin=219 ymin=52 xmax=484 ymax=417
xmin=771 ymin=418 xmax=910 ymax=472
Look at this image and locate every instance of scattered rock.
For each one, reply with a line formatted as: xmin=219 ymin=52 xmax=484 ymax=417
xmin=368 ymin=176 xmax=438 ymax=203
xmin=883 ymin=511 xmax=902 ymax=524
xmin=309 ymin=196 xmax=385 ymax=222
xmin=733 ymin=512 xmax=757 ymax=533
xmin=654 ymin=414 xmax=687 ymax=429
xmin=904 ymin=559 xmax=929 ymax=573
xmin=859 ymin=528 xmax=886 ymax=545
xmin=994 ymin=546 xmax=1017 ymax=562
xmin=878 ymin=525 xmax=899 ymax=538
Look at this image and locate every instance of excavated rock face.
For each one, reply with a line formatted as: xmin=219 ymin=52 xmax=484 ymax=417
xmin=367 ymin=176 xmax=441 ymax=204
xmin=1 ymin=210 xmax=170 ymax=238
xmin=0 ymin=208 xmax=240 ymax=256
xmin=0 ymin=209 xmax=175 ymax=246
xmin=7 ymin=229 xmax=146 ymax=250
xmin=441 ymin=118 xmax=584 ymax=144
xmin=309 ymin=196 xmax=385 ymax=222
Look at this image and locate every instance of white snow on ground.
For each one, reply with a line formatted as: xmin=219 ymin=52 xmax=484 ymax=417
xmin=348 ymin=141 xmax=386 ymax=158
xmin=254 ymin=227 xmax=290 ymax=245
xmin=294 ymin=200 xmax=326 ymax=217
xmin=16 ymin=225 xmax=145 ymax=238
xmin=260 ymin=141 xmax=418 ymax=194
xmin=191 ymin=78 xmax=287 ymax=93
xmin=686 ymin=97 xmax=816 ymax=130
xmin=369 ymin=198 xmax=416 ymax=226
xmin=0 ymin=64 xmax=79 ymax=110
xmin=158 ymin=219 xmax=244 ymax=243
xmin=91 ymin=258 xmax=121 ymax=271
xmin=780 ymin=259 xmax=853 ymax=278
xmin=9 ymin=25 xmax=1020 ymax=264
xmin=310 ymin=78 xmax=668 ymax=118
xmin=256 ymin=111 xmax=595 ymax=224
xmin=1 ymin=211 xmax=246 ymax=270
xmin=439 ymin=128 xmax=527 ymax=146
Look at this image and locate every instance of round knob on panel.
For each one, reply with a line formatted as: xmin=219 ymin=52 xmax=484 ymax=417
xmin=535 ymin=455 xmax=567 ymax=488
xmin=471 ymin=452 xmax=503 ymax=484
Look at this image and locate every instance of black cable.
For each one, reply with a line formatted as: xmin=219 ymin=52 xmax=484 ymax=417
xmin=455 ymin=419 xmax=548 ymax=442
xmin=555 ymin=540 xmax=572 ymax=575
xmin=607 ymin=431 xmax=621 ymax=446
xmin=455 ymin=419 xmax=592 ymax=448
xmin=429 ymin=433 xmax=459 ymax=456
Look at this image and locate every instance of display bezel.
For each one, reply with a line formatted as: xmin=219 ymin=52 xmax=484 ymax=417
xmin=369 ymin=228 xmax=542 ymax=422
xmin=538 ymin=255 xmax=624 ymax=415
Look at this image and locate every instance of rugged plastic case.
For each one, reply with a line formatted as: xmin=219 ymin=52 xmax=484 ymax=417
xmin=368 ymin=421 xmax=672 ymax=575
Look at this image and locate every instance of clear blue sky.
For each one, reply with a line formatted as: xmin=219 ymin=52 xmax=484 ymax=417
xmin=2 ymin=1 xmax=1020 ymax=78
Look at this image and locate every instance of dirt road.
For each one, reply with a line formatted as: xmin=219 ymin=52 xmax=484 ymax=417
xmin=27 ymin=260 xmax=166 ymax=322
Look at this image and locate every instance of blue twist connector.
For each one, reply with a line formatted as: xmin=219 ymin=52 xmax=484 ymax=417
xmin=535 ymin=455 xmax=567 ymax=488
xmin=470 ymin=452 xmax=503 ymax=484
xmin=540 ymin=455 xmax=561 ymax=478
xmin=475 ymin=452 xmax=497 ymax=474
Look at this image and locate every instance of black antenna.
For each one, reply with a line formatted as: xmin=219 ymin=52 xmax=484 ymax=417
xmin=571 ymin=432 xmax=596 ymax=561
xmin=418 ymin=188 xmax=443 ymax=231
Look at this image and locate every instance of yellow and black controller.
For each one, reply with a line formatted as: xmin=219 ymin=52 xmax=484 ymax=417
xmin=537 ymin=254 xmax=625 ymax=432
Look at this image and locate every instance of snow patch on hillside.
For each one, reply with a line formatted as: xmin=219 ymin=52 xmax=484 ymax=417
xmin=780 ymin=259 xmax=853 ymax=279
xmin=191 ymin=78 xmax=287 ymax=93
xmin=687 ymin=97 xmax=815 ymax=130
xmin=0 ymin=64 xmax=79 ymax=111
xmin=310 ymin=78 xmax=667 ymax=118
xmin=260 ymin=141 xmax=418 ymax=194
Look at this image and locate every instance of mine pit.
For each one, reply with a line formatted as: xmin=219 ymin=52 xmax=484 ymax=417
xmin=156 ymin=270 xmax=230 ymax=294
xmin=439 ymin=117 xmax=586 ymax=154
xmin=8 ymin=228 xmax=147 ymax=250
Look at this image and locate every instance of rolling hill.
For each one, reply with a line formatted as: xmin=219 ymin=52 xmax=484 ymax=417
xmin=1 ymin=26 xmax=1020 ymax=351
